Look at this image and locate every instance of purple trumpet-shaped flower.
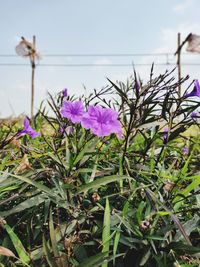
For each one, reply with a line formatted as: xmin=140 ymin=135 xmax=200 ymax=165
xmin=16 ymin=117 xmax=40 ymax=138
xmin=81 ymin=105 xmax=122 ymax=138
xmin=184 ymin=80 xmax=200 ymax=98
xmin=62 ymin=88 xmax=68 ymax=97
xmin=60 ymin=100 xmax=85 ymax=123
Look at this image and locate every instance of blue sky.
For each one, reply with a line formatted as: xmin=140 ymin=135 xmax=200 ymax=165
xmin=0 ymin=0 xmax=200 ymax=117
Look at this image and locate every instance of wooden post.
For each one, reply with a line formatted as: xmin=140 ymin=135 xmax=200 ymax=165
xmin=177 ymin=32 xmax=181 ymax=96
xmin=31 ymin=35 xmax=36 ymax=118
xmin=174 ymin=33 xmax=192 ymax=97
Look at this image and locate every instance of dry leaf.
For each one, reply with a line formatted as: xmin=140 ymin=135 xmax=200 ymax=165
xmin=0 ymin=246 xmax=17 ymax=258
xmin=14 ymin=154 xmax=33 ymax=174
xmin=163 ymin=181 xmax=175 ymax=192
xmin=10 ymin=137 xmax=21 ymax=148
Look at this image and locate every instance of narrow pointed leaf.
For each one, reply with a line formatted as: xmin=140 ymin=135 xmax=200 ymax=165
xmin=102 ymin=198 xmax=110 ymax=267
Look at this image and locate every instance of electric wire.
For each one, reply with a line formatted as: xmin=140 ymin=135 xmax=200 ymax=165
xmin=0 ymin=52 xmax=199 ymax=67
xmin=0 ymin=63 xmax=199 ymax=67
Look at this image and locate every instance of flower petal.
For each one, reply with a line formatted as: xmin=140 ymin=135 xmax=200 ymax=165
xmin=23 ymin=117 xmax=30 ymax=129
xmin=60 ymin=100 xmax=84 ymax=123
xmin=81 ymin=105 xmax=122 ymax=138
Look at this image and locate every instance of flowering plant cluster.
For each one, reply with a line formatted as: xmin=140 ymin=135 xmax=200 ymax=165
xmin=1 ymin=70 xmax=200 ymax=267
xmin=60 ymin=100 xmax=122 ymax=138
xmin=16 ymin=78 xmax=200 ymax=141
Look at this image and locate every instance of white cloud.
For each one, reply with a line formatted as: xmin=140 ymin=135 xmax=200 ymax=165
xmin=136 ymin=23 xmax=200 ymax=84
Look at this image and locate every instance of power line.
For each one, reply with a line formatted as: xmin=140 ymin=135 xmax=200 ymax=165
xmin=0 ymin=53 xmax=172 ymax=57
xmin=0 ymin=63 xmax=175 ymax=67
xmin=0 ymin=52 xmax=198 ymax=58
xmin=0 ymin=62 xmax=200 ymax=67
xmin=0 ymin=63 xmax=161 ymax=66
xmin=33 ymin=53 xmax=175 ymax=57
xmin=0 ymin=52 xmax=199 ymax=68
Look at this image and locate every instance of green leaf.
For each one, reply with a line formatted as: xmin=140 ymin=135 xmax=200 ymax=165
xmin=77 ymin=175 xmax=133 ymax=194
xmin=102 ymin=198 xmax=110 ymax=267
xmin=122 ymin=201 xmax=129 ymax=218
xmin=4 ymin=224 xmax=30 ymax=264
xmin=157 ymin=211 xmax=170 ymax=216
xmin=49 ymin=207 xmax=60 ymax=260
xmin=136 ymin=201 xmax=145 ymax=224
xmin=115 ymin=214 xmax=138 ymax=236
xmin=0 ymin=194 xmax=47 ymax=217
xmin=173 ymin=175 xmax=200 ymax=211
xmin=146 ymin=235 xmax=167 ymax=241
xmin=179 ymin=152 xmax=193 ymax=177
xmin=73 ymin=137 xmax=98 ymax=166
xmin=42 ymin=235 xmax=58 ymax=267
xmin=65 ymin=135 xmax=70 ymax=167
xmin=167 ymin=241 xmax=200 ymax=255
xmin=0 ymin=172 xmax=66 ymax=209
xmin=48 ymin=152 xmax=69 ymax=170
xmin=181 ymin=176 xmax=200 ymax=196
xmin=0 ymin=171 xmax=58 ymax=198
xmin=74 ymin=246 xmax=88 ymax=263
xmin=139 ymin=249 xmax=151 ymax=266
xmin=77 ymin=252 xmax=124 ymax=267
xmin=113 ymin=230 xmax=120 ymax=265
xmin=77 ymin=252 xmax=108 ymax=267
xmin=145 ymin=188 xmax=192 ymax=245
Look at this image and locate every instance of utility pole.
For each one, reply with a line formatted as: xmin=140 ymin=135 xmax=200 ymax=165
xmin=177 ymin=33 xmax=181 ymax=96
xmin=174 ymin=33 xmax=192 ymax=97
xmin=31 ymin=35 xmax=36 ymax=118
xmin=16 ymin=35 xmax=39 ymax=118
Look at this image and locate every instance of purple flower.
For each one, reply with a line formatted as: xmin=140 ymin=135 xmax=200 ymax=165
xmin=63 ymin=88 xmax=68 ymax=97
xmin=59 ymin=126 xmax=66 ymax=134
xmin=183 ymin=146 xmax=189 ymax=155
xmin=184 ymin=80 xmax=200 ymax=98
xmin=16 ymin=117 xmax=40 ymax=138
xmin=191 ymin=111 xmax=198 ymax=119
xmin=81 ymin=105 xmax=122 ymax=138
xmin=68 ymin=126 xmax=73 ymax=135
xmin=60 ymin=100 xmax=84 ymax=123
xmin=162 ymin=128 xmax=171 ymax=141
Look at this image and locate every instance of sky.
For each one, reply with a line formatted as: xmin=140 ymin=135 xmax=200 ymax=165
xmin=0 ymin=0 xmax=200 ymax=117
